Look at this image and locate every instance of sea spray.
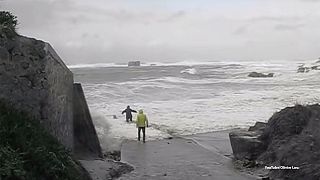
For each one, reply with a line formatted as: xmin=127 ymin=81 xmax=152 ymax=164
xmin=91 ymin=111 xmax=122 ymax=152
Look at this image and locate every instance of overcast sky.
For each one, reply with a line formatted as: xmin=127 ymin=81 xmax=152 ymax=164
xmin=1 ymin=0 xmax=320 ymax=64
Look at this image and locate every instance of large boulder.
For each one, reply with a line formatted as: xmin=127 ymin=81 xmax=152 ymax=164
xmin=258 ymin=104 xmax=320 ymax=180
xmin=229 ymin=122 xmax=267 ymax=161
xmin=230 ymin=104 xmax=320 ymax=180
xmin=248 ymin=72 xmax=274 ymax=78
xmin=229 ymin=130 xmax=266 ymax=161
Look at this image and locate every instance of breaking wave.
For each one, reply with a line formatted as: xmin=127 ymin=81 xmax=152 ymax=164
xmin=180 ymin=68 xmax=197 ymax=75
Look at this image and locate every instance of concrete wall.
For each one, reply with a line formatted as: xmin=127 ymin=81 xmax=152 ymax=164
xmin=0 ymin=35 xmax=74 ymax=150
xmin=43 ymin=43 xmax=74 ymax=149
xmin=73 ymin=83 xmax=103 ymax=158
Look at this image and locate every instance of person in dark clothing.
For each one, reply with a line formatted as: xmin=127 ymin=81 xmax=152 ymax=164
xmin=122 ymin=105 xmax=137 ymax=122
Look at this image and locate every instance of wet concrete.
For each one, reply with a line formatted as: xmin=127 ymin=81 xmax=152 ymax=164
xmin=80 ymin=158 xmax=133 ymax=180
xmin=119 ymin=130 xmax=257 ymax=180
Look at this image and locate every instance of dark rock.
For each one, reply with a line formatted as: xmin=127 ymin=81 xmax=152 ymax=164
xmin=297 ymin=60 xmax=320 ymax=73
xmin=108 ymin=162 xmax=134 ymax=179
xmin=0 ymin=47 xmax=9 ymax=60
xmin=248 ymin=72 xmax=274 ymax=78
xmin=297 ymin=66 xmax=310 ymax=73
xmin=21 ymin=62 xmax=29 ymax=69
xmin=248 ymin=122 xmax=267 ymax=132
xmin=80 ymin=159 xmax=133 ymax=180
xmin=229 ymin=130 xmax=266 ymax=161
xmin=128 ymin=61 xmax=140 ymax=67
xmin=104 ymin=151 xmax=121 ymax=161
xmin=230 ymin=104 xmax=320 ymax=180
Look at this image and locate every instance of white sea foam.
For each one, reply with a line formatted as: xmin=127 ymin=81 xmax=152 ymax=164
xmin=180 ymin=68 xmax=197 ymax=75
xmin=68 ymin=60 xmax=303 ymax=69
xmin=72 ymin=60 xmax=320 ymax=151
xmin=68 ymin=63 xmax=127 ymax=69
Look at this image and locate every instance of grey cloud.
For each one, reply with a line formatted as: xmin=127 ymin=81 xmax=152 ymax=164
xmin=274 ymin=23 xmax=305 ymax=31
xmin=157 ymin=10 xmax=186 ymax=23
xmin=300 ymin=0 xmax=320 ymax=2
xmin=2 ymin=0 xmax=320 ymax=63
xmin=1 ymin=0 xmax=74 ymax=29
xmin=248 ymin=16 xmax=303 ymax=23
xmin=234 ymin=26 xmax=248 ymax=35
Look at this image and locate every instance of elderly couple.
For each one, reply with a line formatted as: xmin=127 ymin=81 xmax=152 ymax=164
xmin=122 ymin=106 xmax=149 ymax=143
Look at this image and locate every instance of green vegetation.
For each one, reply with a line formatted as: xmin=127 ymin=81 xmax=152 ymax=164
xmin=0 ymin=11 xmax=18 ymax=38
xmin=0 ymin=101 xmax=90 ymax=180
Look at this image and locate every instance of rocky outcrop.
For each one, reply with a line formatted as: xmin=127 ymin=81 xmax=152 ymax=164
xmin=229 ymin=122 xmax=267 ymax=161
xmin=229 ymin=104 xmax=320 ymax=180
xmin=128 ymin=61 xmax=140 ymax=67
xmin=0 ymin=35 xmax=74 ymax=150
xmin=248 ymin=72 xmax=274 ymax=78
xmin=73 ymin=83 xmax=103 ymax=158
xmin=297 ymin=59 xmax=320 ymax=73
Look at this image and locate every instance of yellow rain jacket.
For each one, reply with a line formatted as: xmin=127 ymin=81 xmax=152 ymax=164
xmin=136 ymin=110 xmax=148 ymax=127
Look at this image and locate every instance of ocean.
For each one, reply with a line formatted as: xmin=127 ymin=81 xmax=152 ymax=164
xmin=70 ymin=60 xmax=320 ymax=151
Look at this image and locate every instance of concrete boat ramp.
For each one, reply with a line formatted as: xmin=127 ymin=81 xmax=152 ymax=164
xmin=118 ymin=131 xmax=257 ymax=180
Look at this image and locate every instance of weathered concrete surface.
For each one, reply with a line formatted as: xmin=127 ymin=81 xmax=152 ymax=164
xmin=119 ymin=132 xmax=256 ymax=180
xmin=80 ymin=159 xmax=133 ymax=180
xmin=74 ymin=83 xmax=103 ymax=158
xmin=0 ymin=35 xmax=74 ymax=149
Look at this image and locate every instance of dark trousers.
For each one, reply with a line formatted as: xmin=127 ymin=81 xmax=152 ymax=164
xmin=138 ymin=127 xmax=146 ymax=142
xmin=126 ymin=116 xmax=132 ymax=122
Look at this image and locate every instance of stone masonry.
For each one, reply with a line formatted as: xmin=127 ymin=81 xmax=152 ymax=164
xmin=0 ymin=35 xmax=74 ymax=150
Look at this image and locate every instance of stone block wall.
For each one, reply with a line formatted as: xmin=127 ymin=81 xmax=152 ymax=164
xmin=0 ymin=35 xmax=74 ymax=150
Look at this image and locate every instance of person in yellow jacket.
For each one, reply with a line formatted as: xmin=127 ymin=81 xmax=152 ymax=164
xmin=136 ymin=109 xmax=148 ymax=143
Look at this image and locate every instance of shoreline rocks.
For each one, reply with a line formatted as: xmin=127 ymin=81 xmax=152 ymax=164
xmin=297 ymin=59 xmax=320 ymax=73
xmin=128 ymin=61 xmax=140 ymax=67
xmin=248 ymin=72 xmax=274 ymax=78
xmin=229 ymin=104 xmax=320 ymax=180
xmin=229 ymin=122 xmax=267 ymax=162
